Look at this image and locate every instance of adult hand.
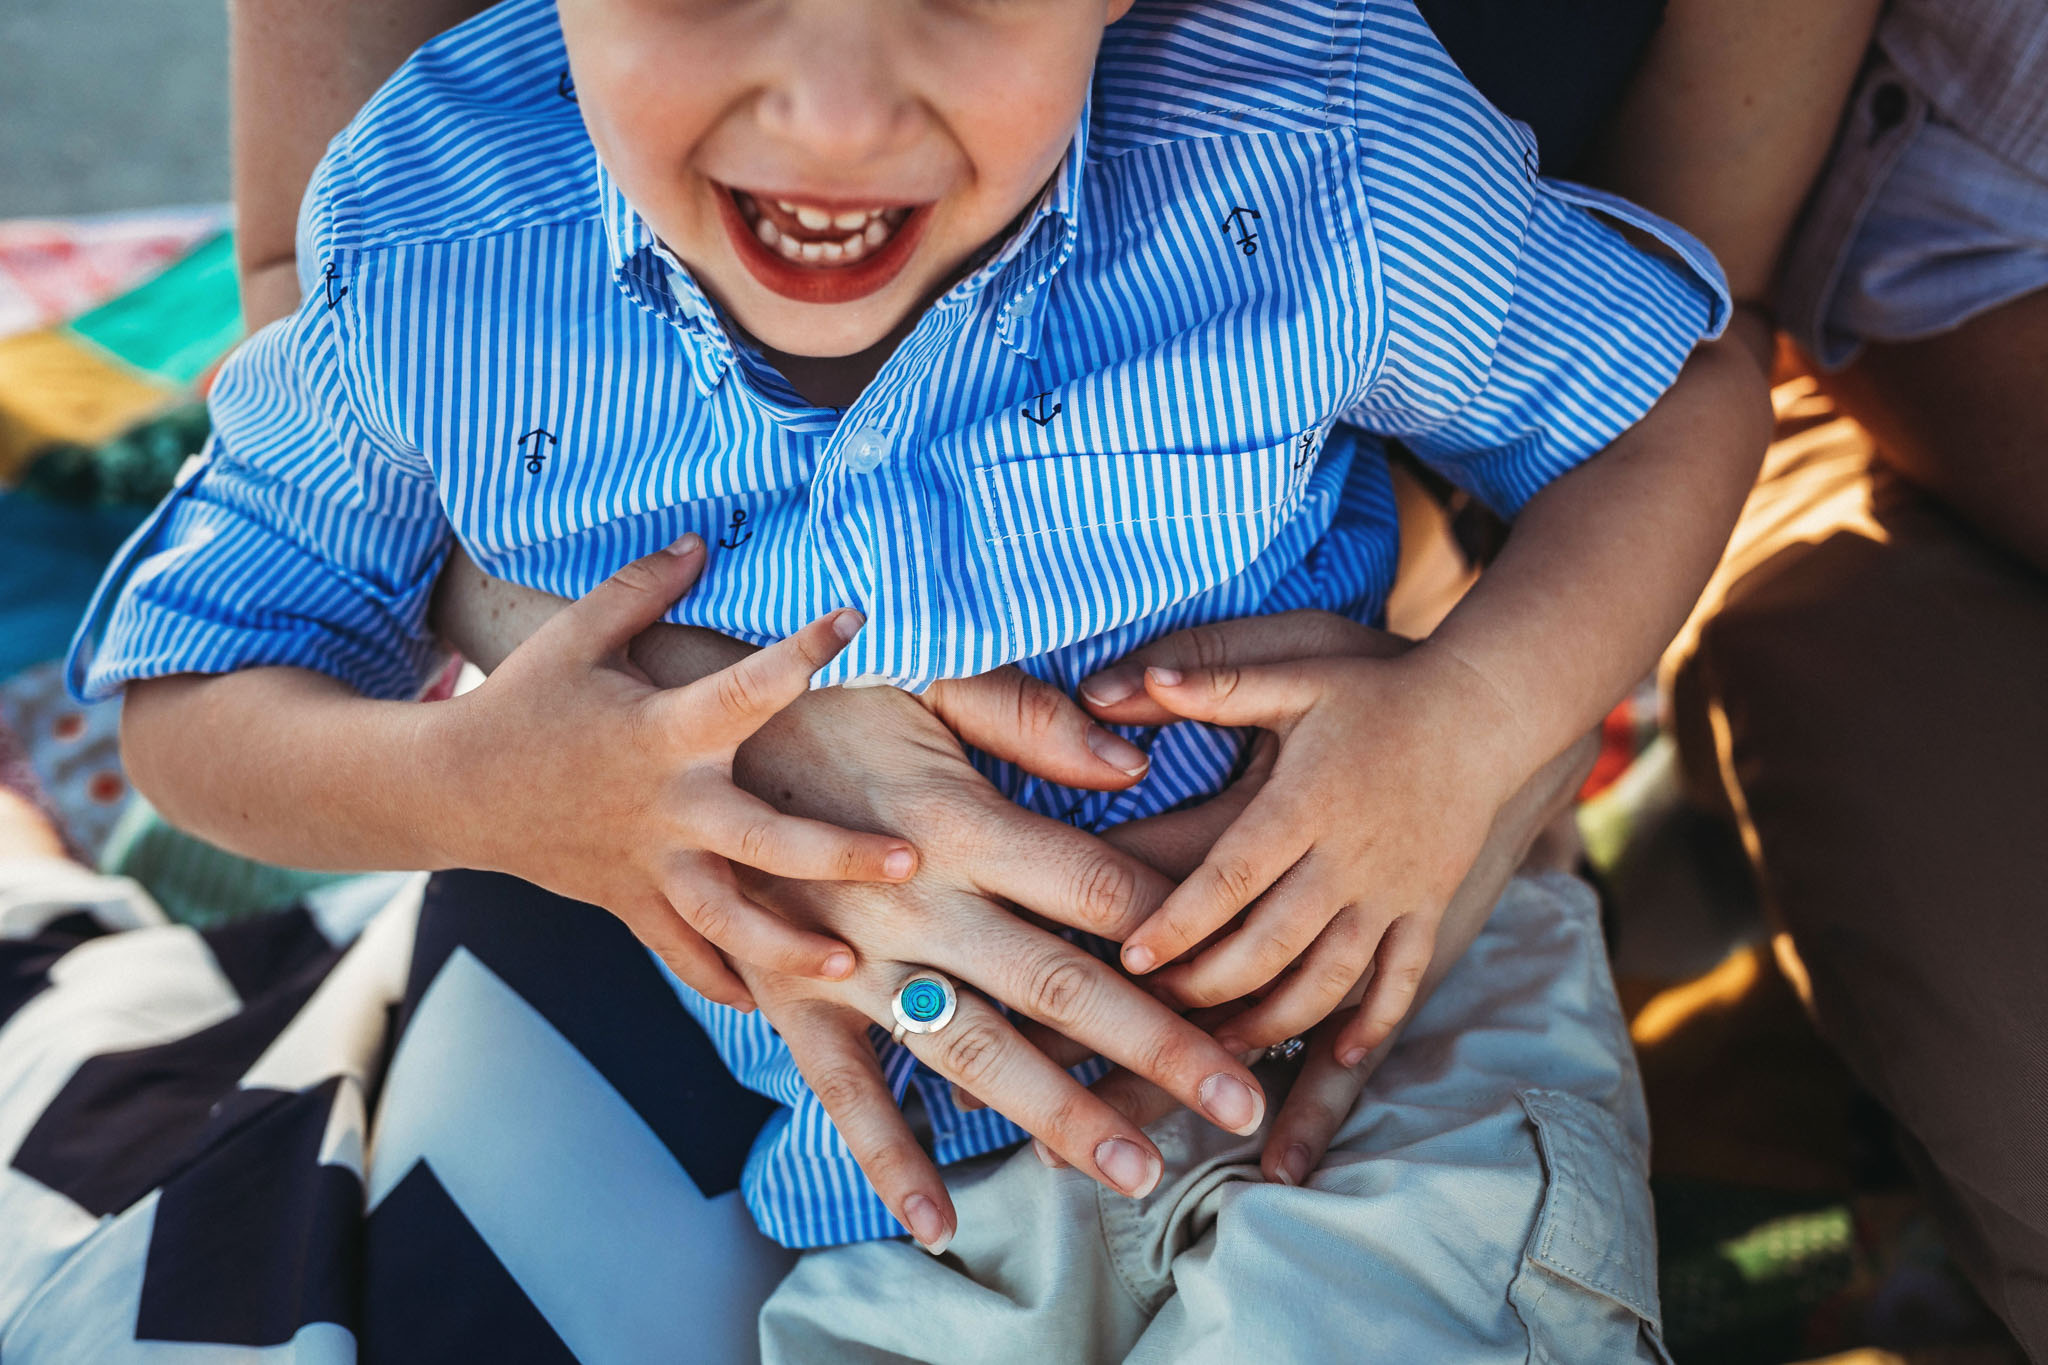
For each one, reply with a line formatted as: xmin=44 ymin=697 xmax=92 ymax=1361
xmin=432 ymin=547 xmax=1262 ymax=1248
xmin=722 ymin=678 xmax=1266 ymax=1252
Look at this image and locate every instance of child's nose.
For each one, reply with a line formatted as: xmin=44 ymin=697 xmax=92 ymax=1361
xmin=758 ymin=26 xmax=921 ymax=166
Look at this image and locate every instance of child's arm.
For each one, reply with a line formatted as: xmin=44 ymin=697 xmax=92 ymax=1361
xmin=121 ymin=534 xmax=919 ymax=1009
xmin=1083 ymin=334 xmax=1772 ymax=1063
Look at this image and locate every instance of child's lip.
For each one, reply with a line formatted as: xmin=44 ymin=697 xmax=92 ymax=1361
xmin=714 ymin=182 xmax=934 ymax=306
xmin=735 ymin=186 xmax=928 ymax=214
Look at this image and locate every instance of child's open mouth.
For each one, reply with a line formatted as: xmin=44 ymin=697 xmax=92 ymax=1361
xmin=717 ymin=185 xmax=932 ymax=305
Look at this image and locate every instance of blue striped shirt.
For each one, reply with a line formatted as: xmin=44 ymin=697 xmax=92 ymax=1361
xmin=70 ymin=0 xmax=1727 ymax=1247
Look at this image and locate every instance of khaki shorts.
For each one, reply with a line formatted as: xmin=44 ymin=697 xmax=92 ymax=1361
xmin=761 ymin=874 xmax=1671 ymax=1365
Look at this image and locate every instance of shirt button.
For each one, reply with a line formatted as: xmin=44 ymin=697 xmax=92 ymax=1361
xmin=842 ymin=428 xmax=889 ymax=474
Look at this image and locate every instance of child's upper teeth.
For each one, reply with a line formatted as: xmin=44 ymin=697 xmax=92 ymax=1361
xmin=739 ymin=190 xmax=907 ymax=265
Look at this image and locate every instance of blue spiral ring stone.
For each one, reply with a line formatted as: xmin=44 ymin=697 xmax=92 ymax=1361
xmin=891 ymin=971 xmax=958 ymax=1037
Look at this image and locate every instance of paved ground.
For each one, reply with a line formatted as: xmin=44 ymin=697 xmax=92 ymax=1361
xmin=1 ymin=0 xmax=229 ymax=218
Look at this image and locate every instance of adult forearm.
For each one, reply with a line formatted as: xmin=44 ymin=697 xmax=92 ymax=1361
xmin=121 ymin=670 xmax=459 ymax=871
xmin=430 ymin=545 xmax=751 ymax=682
xmin=1820 ymin=287 xmax=2048 ymax=573
xmin=1584 ymin=0 xmax=1881 ymax=310
xmin=230 ymin=0 xmax=489 ymax=330
xmin=1424 ymin=336 xmax=1773 ymax=779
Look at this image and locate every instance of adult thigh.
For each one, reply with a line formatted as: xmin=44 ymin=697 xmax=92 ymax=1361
xmin=1686 ymin=461 xmax=2048 ymax=1358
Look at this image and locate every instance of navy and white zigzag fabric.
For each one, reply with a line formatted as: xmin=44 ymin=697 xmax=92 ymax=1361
xmin=0 ymin=866 xmax=788 ymax=1364
xmin=66 ymin=0 xmax=1727 ymax=1246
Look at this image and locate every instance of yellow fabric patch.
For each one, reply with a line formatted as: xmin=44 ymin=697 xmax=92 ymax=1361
xmin=0 ymin=329 xmax=175 ymax=483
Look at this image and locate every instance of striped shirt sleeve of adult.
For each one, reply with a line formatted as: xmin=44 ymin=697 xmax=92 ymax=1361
xmin=1340 ymin=0 xmax=1733 ymax=518
xmin=66 ymin=150 xmax=453 ymax=705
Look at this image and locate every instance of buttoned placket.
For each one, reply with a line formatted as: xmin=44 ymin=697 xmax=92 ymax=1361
xmin=610 ymin=163 xmax=1083 ymax=689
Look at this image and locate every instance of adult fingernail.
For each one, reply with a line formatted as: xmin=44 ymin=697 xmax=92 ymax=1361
xmin=1145 ymin=666 xmax=1183 ymax=688
xmin=1278 ymin=1144 xmax=1310 ymax=1187
xmin=665 ymin=532 xmax=704 ymax=557
xmin=1085 ymin=725 xmax=1149 ymax=777
xmin=822 ymin=951 xmax=854 ymax=979
xmin=831 ymin=609 xmax=865 ymax=643
xmin=1340 ymin=1046 xmax=1368 ymax=1069
xmin=1199 ymin=1073 xmax=1263 ymax=1136
xmin=1122 ymin=944 xmax=1156 ymax=974
xmin=1032 ymin=1138 xmax=1064 ymax=1169
xmin=904 ymin=1194 xmax=951 ymax=1255
xmin=1079 ymin=670 xmax=1139 ymax=707
xmin=882 ymin=848 xmax=916 ymax=880
xmin=1095 ymin=1138 xmax=1160 ymax=1198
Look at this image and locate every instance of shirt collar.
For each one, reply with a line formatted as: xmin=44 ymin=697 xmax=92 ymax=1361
xmin=597 ymin=159 xmax=737 ymax=395
xmin=972 ymin=95 xmax=1091 ymax=358
xmin=597 ymin=96 xmax=1091 ymax=379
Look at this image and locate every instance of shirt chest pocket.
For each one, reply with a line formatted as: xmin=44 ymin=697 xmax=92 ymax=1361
xmin=968 ymin=437 xmax=1315 ymax=656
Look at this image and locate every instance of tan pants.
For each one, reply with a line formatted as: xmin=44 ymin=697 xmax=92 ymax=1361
xmin=760 ymin=875 xmax=1671 ymax=1365
xmin=1667 ymin=380 xmax=2048 ymax=1360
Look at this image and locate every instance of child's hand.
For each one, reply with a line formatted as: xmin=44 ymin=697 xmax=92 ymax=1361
xmin=436 ymin=534 xmax=918 ymax=1009
xmin=1089 ymin=639 xmax=1529 ymax=1065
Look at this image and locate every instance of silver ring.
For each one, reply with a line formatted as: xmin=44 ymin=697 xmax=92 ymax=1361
xmin=1264 ymin=1036 xmax=1306 ymax=1063
xmin=890 ymin=970 xmax=958 ymax=1043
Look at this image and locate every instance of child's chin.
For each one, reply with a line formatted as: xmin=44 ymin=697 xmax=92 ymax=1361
xmin=732 ymin=294 xmax=906 ymax=359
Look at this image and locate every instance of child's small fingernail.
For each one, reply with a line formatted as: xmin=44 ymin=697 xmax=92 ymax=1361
xmin=1214 ymin=1034 xmax=1245 ymax=1056
xmin=1123 ymin=944 xmax=1156 ymax=974
xmin=882 ymin=848 xmax=916 ymax=880
xmin=1277 ymin=1143 xmax=1311 ymax=1187
xmin=1079 ymin=670 xmax=1139 ymax=706
xmin=904 ymin=1194 xmax=951 ymax=1254
xmin=831 ymin=609 xmax=864 ymax=643
xmin=822 ymin=950 xmax=854 ymax=979
xmin=1340 ymin=1046 xmax=1368 ymax=1068
xmin=1085 ymin=725 xmax=1149 ymax=777
xmin=665 ymin=532 xmax=704 ymax=557
xmin=1145 ymin=666 xmax=1183 ymax=688
xmin=1032 ymin=1138 xmax=1063 ymax=1169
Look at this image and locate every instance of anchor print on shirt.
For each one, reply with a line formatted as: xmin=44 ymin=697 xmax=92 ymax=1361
xmin=1293 ymin=430 xmax=1316 ymax=471
xmin=515 ymin=428 xmax=556 ymax=474
xmin=1222 ymin=206 xmax=1262 ymax=257
xmin=718 ymin=507 xmax=752 ymax=549
xmin=321 ymin=262 xmax=348 ymax=309
xmin=1020 ymin=392 xmax=1062 ymax=427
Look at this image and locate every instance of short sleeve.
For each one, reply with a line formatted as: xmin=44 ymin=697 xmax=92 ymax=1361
xmin=1341 ymin=0 xmax=1731 ymax=517
xmin=65 ymin=258 xmax=452 ymax=703
xmin=1347 ymin=180 xmax=1730 ymax=517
